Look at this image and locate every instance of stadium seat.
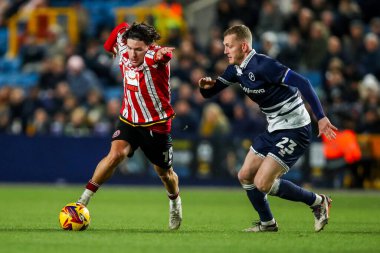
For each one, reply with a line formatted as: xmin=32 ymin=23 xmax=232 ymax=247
xmin=0 ymin=28 xmax=8 ymax=56
xmin=0 ymin=57 xmax=21 ymax=73
xmin=0 ymin=73 xmax=39 ymax=88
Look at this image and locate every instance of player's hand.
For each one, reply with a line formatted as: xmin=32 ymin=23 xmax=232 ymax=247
xmin=155 ymin=47 xmax=175 ymax=61
xmin=112 ymin=46 xmax=118 ymax=58
xmin=198 ymin=77 xmax=216 ymax=89
xmin=318 ymin=117 xmax=338 ymax=140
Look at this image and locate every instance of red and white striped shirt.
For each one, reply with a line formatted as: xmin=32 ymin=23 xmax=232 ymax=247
xmin=104 ymin=23 xmax=175 ymax=133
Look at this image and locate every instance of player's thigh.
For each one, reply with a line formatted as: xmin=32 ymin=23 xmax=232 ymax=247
xmin=111 ymin=120 xmax=140 ymax=157
xmin=109 ymin=140 xmax=131 ymax=157
xmin=140 ymin=131 xmax=173 ymax=170
xmin=238 ymin=149 xmax=264 ymax=181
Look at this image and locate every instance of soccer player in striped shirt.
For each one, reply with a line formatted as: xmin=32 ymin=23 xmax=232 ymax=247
xmin=77 ymin=22 xmax=182 ymax=230
xmin=199 ymin=25 xmax=337 ymax=232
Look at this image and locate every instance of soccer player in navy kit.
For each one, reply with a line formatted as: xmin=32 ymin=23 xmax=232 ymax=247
xmin=199 ymin=25 xmax=337 ymax=232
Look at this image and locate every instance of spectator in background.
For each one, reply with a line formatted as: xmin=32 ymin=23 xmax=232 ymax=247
xmin=84 ymin=39 xmax=115 ymax=86
xmin=64 ymin=107 xmax=90 ymax=137
xmin=321 ymin=36 xmax=349 ymax=76
xmin=301 ymin=21 xmax=329 ymax=71
xmin=358 ymin=74 xmax=380 ymax=133
xmin=38 ymin=55 xmax=66 ymax=91
xmin=283 ymin=0 xmax=302 ymax=32
xmin=231 ymin=0 xmax=260 ymax=32
xmin=8 ymin=87 xmax=26 ymax=134
xmin=320 ymin=10 xmax=343 ymax=38
xmin=260 ymin=31 xmax=280 ymax=58
xmin=359 ymin=33 xmax=380 ymax=79
xmin=26 ymin=107 xmax=50 ymax=136
xmin=0 ymin=86 xmax=11 ymax=133
xmin=369 ymin=17 xmax=380 ymax=38
xmin=19 ymin=34 xmax=46 ymax=73
xmin=199 ymin=102 xmax=230 ymax=138
xmin=45 ymin=24 xmax=69 ymax=58
xmin=297 ymin=7 xmax=314 ymax=41
xmin=216 ymin=88 xmax=238 ymax=121
xmin=215 ymin=0 xmax=235 ymax=31
xmin=257 ymin=0 xmax=283 ymax=36
xmin=335 ymin=0 xmax=361 ymax=37
xmin=66 ymin=55 xmax=102 ymax=102
xmin=278 ymin=29 xmax=302 ymax=71
xmin=343 ymin=20 xmax=365 ymax=75
xmin=172 ymin=99 xmax=198 ymax=135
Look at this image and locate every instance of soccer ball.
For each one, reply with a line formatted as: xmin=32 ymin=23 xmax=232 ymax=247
xmin=59 ymin=202 xmax=90 ymax=231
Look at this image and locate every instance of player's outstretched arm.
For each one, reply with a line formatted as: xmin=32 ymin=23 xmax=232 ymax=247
xmin=198 ymin=77 xmax=216 ymax=89
xmin=154 ymin=47 xmax=175 ymax=63
xmin=318 ymin=117 xmax=338 ymax=140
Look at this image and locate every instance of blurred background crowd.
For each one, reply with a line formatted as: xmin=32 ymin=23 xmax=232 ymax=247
xmin=0 ymin=0 xmax=380 ymax=188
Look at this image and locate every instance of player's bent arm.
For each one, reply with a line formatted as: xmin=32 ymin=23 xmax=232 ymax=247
xmin=199 ymin=78 xmax=228 ymax=98
xmin=283 ymin=70 xmax=325 ymax=120
xmin=104 ymin=22 xmax=129 ymax=53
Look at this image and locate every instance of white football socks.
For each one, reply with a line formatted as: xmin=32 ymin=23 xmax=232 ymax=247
xmin=311 ymin=194 xmax=323 ymax=207
xmin=78 ymin=189 xmax=94 ymax=206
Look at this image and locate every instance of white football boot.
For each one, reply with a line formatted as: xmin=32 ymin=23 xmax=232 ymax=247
xmin=243 ymin=221 xmax=279 ymax=232
xmin=169 ymin=197 xmax=182 ymax=230
xmin=311 ymin=194 xmax=332 ymax=232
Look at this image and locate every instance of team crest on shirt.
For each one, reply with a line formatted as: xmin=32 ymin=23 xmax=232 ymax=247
xmin=248 ymin=72 xmax=255 ymax=81
xmin=125 ymin=68 xmax=139 ymax=92
xmin=112 ymin=130 xmax=121 ymax=138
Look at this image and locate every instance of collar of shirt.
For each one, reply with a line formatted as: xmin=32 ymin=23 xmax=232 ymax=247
xmin=239 ymin=49 xmax=256 ymax=69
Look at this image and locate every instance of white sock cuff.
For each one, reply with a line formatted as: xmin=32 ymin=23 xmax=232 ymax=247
xmin=261 ymin=218 xmax=276 ymax=226
xmin=84 ymin=189 xmax=95 ymax=197
xmin=311 ymin=194 xmax=323 ymax=206
xmin=242 ymin=184 xmax=256 ymax=190
xmin=268 ymin=179 xmax=280 ymax=196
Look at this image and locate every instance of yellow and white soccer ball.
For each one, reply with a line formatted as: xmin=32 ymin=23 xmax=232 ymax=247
xmin=59 ymin=202 xmax=90 ymax=231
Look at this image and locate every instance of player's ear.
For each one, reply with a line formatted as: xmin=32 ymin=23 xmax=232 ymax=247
xmin=241 ymin=42 xmax=249 ymax=53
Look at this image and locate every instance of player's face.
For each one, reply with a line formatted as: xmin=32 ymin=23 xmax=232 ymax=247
xmin=126 ymin=39 xmax=149 ymax=67
xmin=223 ymin=34 xmax=245 ymax=65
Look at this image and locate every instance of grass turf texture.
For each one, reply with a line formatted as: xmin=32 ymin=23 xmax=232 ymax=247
xmin=1 ymin=185 xmax=379 ymax=253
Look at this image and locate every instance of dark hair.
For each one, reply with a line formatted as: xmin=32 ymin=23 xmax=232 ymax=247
xmin=122 ymin=22 xmax=161 ymax=45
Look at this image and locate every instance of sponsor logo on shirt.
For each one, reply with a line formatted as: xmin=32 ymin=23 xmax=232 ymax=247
xmin=242 ymin=87 xmax=265 ymax=94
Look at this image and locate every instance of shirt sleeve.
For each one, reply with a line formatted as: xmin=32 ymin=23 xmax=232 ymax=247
xmin=145 ymin=46 xmax=172 ymax=66
xmin=283 ymin=70 xmax=325 ymax=120
xmin=200 ymin=65 xmax=237 ymax=98
xmin=259 ymin=56 xmax=288 ymax=84
xmin=104 ymin=22 xmax=129 ymax=53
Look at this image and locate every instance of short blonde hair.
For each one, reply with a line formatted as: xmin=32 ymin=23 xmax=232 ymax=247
xmin=224 ymin=25 xmax=253 ymax=46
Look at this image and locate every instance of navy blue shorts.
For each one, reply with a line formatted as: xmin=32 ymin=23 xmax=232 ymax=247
xmin=251 ymin=124 xmax=311 ymax=173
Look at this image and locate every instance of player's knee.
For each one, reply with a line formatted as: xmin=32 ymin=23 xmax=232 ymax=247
xmin=254 ymin=178 xmax=272 ymax=193
xmin=107 ymin=150 xmax=127 ymax=167
xmin=238 ymin=169 xmax=250 ymax=183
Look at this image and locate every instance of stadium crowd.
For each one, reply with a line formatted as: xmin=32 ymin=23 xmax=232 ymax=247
xmin=0 ymin=0 xmax=379 ymax=140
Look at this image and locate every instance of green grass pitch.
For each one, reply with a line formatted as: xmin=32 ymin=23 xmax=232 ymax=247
xmin=1 ymin=185 xmax=379 ymax=253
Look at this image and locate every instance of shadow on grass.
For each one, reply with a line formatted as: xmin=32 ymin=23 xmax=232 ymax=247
xmin=0 ymin=227 xmax=237 ymax=234
xmin=1 ymin=228 xmax=379 ymax=235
